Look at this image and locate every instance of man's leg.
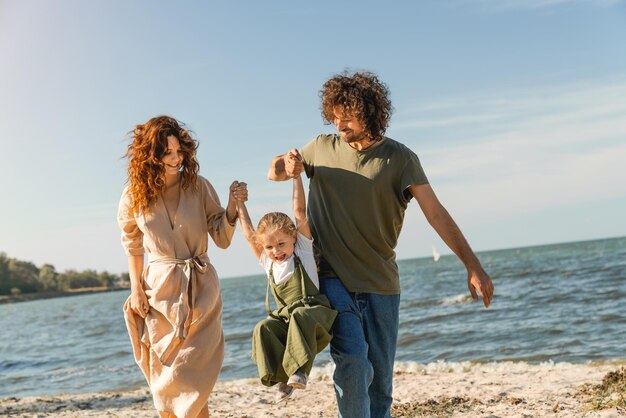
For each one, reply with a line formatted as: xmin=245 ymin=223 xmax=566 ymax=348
xmin=362 ymin=292 xmax=400 ymax=418
xmin=320 ymin=277 xmax=373 ymax=418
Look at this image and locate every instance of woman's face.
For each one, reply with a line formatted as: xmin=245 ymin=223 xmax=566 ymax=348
xmin=161 ymin=135 xmax=183 ymax=177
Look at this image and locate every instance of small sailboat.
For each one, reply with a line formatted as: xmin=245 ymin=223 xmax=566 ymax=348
xmin=432 ymin=245 xmax=441 ymax=262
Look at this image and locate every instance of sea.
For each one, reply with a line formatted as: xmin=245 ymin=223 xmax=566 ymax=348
xmin=0 ymin=236 xmax=624 ymax=398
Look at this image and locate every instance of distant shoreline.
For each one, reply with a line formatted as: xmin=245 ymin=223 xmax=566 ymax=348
xmin=0 ymin=287 xmax=128 ymax=305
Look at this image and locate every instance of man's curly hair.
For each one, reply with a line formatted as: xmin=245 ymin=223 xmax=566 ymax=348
xmin=123 ymin=115 xmax=199 ymax=216
xmin=320 ymin=70 xmax=393 ymax=141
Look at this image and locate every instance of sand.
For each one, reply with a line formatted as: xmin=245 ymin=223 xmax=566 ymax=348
xmin=1 ymin=361 xmax=624 ymax=417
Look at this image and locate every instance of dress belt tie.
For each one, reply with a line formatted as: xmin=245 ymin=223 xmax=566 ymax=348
xmin=148 ymin=254 xmax=209 ymax=366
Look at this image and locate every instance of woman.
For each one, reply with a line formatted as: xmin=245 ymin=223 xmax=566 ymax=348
xmin=117 ymin=115 xmax=246 ymax=418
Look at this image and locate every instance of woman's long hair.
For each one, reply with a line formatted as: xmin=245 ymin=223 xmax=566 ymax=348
xmin=123 ymin=115 xmax=199 ymax=216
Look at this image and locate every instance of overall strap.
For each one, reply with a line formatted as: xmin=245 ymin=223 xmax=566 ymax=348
xmin=265 ymin=262 xmax=287 ymax=317
xmin=265 ymin=263 xmax=274 ymax=317
xmin=293 ymin=253 xmax=310 ymax=304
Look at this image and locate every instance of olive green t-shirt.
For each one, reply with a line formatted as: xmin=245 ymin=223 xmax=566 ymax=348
xmin=301 ymin=134 xmax=429 ymax=295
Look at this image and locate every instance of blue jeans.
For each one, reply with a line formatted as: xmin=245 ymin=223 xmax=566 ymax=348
xmin=320 ymin=277 xmax=400 ymax=418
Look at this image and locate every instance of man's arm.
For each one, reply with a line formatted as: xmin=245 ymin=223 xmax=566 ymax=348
xmin=409 ymin=184 xmax=494 ymax=307
xmin=268 ymin=154 xmax=289 ymax=181
xmin=268 ymin=149 xmax=304 ymax=181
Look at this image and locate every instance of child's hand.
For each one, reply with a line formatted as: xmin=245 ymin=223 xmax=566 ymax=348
xmin=230 ymin=181 xmax=248 ymax=202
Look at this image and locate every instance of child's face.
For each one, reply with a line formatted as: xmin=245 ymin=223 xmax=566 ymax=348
xmin=260 ymin=230 xmax=296 ymax=264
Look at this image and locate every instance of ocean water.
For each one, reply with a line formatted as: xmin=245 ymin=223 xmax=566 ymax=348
xmin=0 ymin=237 xmax=624 ymax=398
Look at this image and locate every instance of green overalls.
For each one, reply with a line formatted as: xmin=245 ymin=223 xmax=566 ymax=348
xmin=251 ymin=254 xmax=337 ymax=386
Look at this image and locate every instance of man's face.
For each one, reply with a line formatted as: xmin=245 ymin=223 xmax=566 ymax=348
xmin=332 ymin=107 xmax=368 ymax=143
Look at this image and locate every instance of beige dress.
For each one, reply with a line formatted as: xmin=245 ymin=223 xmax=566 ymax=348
xmin=117 ymin=176 xmax=235 ymax=418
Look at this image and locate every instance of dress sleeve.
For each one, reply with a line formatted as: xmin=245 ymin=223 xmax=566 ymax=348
xmin=201 ymin=177 xmax=236 ymax=249
xmin=117 ymin=187 xmax=145 ymax=256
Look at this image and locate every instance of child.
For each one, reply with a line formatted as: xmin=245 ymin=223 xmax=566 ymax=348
xmin=235 ymin=171 xmax=337 ymax=403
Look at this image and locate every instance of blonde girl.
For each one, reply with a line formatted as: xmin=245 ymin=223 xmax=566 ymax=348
xmin=235 ymin=168 xmax=336 ymax=403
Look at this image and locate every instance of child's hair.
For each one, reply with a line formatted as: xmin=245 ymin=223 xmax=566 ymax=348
xmin=255 ymin=212 xmax=297 ymax=241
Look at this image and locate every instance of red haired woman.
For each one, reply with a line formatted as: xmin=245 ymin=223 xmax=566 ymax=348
xmin=118 ymin=115 xmax=246 ymax=418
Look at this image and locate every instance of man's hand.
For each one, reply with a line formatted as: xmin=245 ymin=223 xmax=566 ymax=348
xmin=284 ymin=149 xmax=304 ymax=178
xmin=467 ymin=270 xmax=494 ymax=308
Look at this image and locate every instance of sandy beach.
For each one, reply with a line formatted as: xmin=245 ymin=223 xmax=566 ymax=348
xmin=2 ymin=361 xmax=624 ymax=417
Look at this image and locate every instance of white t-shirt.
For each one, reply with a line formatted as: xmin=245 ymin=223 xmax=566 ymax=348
xmin=259 ymin=233 xmax=319 ymax=289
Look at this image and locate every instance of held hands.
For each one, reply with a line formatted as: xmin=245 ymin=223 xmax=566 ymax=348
xmin=467 ymin=269 xmax=494 ymax=308
xmin=283 ymin=149 xmax=304 ymax=178
xmin=230 ymin=181 xmax=248 ymax=203
xmin=226 ymin=181 xmax=247 ymax=225
xmin=130 ymin=288 xmax=150 ymax=319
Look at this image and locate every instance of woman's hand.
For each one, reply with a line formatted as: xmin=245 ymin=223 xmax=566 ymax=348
xmin=230 ymin=181 xmax=248 ymax=202
xmin=129 ymin=288 xmax=150 ymax=318
xmin=226 ymin=181 xmax=247 ymax=225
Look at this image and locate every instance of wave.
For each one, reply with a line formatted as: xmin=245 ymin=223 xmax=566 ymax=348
xmin=0 ymin=358 xmax=64 ymax=371
xmin=216 ymin=358 xmax=626 ymax=383
xmin=439 ymin=294 xmax=473 ymax=306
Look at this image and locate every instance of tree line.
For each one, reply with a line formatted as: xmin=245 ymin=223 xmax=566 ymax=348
xmin=0 ymin=252 xmax=130 ymax=296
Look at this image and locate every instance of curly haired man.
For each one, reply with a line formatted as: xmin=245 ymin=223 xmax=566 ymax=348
xmin=268 ymin=70 xmax=494 ymax=418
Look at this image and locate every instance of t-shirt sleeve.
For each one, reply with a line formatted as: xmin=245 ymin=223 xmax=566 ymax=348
xmin=400 ymin=149 xmax=429 ymax=201
xmin=300 ymin=135 xmax=321 ymax=179
xmin=117 ymin=187 xmax=144 ymax=256
xmin=259 ymin=251 xmax=272 ymax=277
xmin=295 ymin=232 xmax=314 ymax=254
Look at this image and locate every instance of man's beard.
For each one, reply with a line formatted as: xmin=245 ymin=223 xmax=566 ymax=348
xmin=340 ymin=131 xmax=368 ymax=143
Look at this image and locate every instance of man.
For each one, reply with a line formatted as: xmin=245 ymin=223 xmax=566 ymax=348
xmin=268 ymin=71 xmax=494 ymax=418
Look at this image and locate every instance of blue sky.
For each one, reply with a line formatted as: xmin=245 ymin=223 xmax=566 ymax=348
xmin=1 ymin=0 xmax=625 ymax=278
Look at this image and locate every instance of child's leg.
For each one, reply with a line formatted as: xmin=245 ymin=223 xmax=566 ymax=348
xmin=252 ymin=317 xmax=289 ymax=385
xmin=282 ymin=305 xmax=334 ymax=377
xmin=274 ymin=382 xmax=294 ymax=403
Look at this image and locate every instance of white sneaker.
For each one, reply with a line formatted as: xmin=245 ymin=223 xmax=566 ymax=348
xmin=287 ymin=371 xmax=308 ymax=389
xmin=274 ymin=382 xmax=294 ymax=403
